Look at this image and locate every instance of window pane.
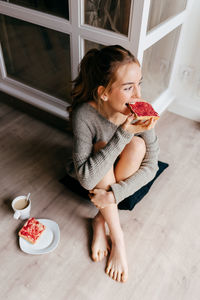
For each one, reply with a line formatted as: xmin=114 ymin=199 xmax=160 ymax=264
xmin=2 ymin=0 xmax=69 ymax=20
xmin=148 ymin=0 xmax=187 ymax=31
xmin=142 ymin=27 xmax=181 ymax=102
xmin=84 ymin=0 xmax=132 ymax=36
xmin=84 ymin=40 xmax=104 ymax=54
xmin=0 ymin=15 xmax=71 ymax=101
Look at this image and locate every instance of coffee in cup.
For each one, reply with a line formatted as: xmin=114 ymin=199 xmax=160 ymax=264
xmin=12 ymin=195 xmax=31 ymax=220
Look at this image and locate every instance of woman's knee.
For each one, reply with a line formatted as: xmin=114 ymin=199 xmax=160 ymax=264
xmin=125 ymin=136 xmax=146 ymax=158
xmin=114 ymin=136 xmax=146 ymax=182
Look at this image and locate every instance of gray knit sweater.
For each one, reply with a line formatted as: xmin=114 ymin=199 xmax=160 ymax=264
xmin=66 ymin=102 xmax=160 ymax=203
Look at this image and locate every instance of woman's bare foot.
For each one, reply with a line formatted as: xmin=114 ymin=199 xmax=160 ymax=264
xmin=91 ymin=216 xmax=110 ymax=262
xmin=106 ymin=234 xmax=128 ymax=283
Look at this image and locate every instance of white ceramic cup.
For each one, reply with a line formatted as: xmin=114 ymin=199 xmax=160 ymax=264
xmin=12 ymin=195 xmax=31 ymax=220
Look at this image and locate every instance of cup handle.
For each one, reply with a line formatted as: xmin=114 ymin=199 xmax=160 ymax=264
xmin=14 ymin=211 xmax=20 ymax=219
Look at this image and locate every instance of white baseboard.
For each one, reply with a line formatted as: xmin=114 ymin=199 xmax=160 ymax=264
xmin=152 ymin=89 xmax=175 ymax=115
xmin=168 ymin=100 xmax=200 ymax=122
xmin=0 ymin=79 xmax=69 ymax=120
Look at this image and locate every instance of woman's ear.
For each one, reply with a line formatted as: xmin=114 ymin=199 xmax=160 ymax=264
xmin=97 ymin=86 xmax=108 ymax=101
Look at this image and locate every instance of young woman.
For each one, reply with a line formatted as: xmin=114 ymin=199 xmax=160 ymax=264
xmin=66 ymin=45 xmax=159 ymax=283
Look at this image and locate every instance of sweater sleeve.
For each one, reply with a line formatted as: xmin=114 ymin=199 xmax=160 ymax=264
xmin=72 ymin=114 xmax=133 ymax=190
xmin=110 ymin=128 xmax=160 ymax=203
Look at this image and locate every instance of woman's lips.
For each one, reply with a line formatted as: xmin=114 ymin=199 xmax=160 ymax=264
xmin=125 ymin=102 xmax=135 ymax=106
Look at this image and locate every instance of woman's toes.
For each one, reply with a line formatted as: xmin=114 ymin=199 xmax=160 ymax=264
xmin=106 ymin=264 xmax=111 ymax=274
xmin=122 ymin=271 xmax=128 ymax=282
xmin=112 ymin=270 xmax=116 ymax=280
xmin=99 ymin=251 xmax=104 ymax=261
xmin=113 ymin=271 xmax=118 ymax=281
xmin=97 ymin=251 xmax=101 ymax=261
xmin=96 ymin=252 xmax=100 ymax=261
xmin=117 ymin=272 xmax=121 ymax=282
xmin=109 ymin=268 xmax=115 ymax=279
xmin=92 ymin=252 xmax=96 ymax=261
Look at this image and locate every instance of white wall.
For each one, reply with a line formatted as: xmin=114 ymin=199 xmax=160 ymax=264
xmin=168 ymin=0 xmax=200 ymax=121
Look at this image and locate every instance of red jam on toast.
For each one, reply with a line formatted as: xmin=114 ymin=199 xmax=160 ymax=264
xmin=18 ymin=217 xmax=46 ymax=244
xmin=127 ymin=101 xmax=159 ymax=120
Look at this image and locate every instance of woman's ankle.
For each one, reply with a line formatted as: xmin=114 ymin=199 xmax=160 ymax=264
xmin=110 ymin=228 xmax=124 ymax=244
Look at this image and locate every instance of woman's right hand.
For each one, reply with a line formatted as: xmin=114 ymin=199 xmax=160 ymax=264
xmin=89 ymin=188 xmax=116 ymax=209
xmin=121 ymin=114 xmax=157 ymax=134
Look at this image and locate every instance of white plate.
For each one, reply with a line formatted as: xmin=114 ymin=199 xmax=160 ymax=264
xmin=19 ymin=219 xmax=60 ymax=255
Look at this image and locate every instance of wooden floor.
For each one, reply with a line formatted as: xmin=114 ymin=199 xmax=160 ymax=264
xmin=0 ymin=99 xmax=200 ymax=300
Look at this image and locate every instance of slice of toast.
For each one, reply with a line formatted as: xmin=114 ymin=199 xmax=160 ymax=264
xmin=18 ymin=217 xmax=46 ymax=244
xmin=127 ymin=101 xmax=159 ymax=120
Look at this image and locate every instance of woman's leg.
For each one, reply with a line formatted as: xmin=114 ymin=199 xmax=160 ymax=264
xmin=101 ymin=136 xmax=146 ymax=282
xmin=99 ymin=204 xmax=128 ymax=282
xmin=115 ymin=136 xmax=146 ymax=182
xmin=91 ymin=141 xmax=115 ymax=262
xmin=92 ymin=137 xmax=146 ymax=282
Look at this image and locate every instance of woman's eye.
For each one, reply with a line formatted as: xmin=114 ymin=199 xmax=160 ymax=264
xmin=124 ymin=86 xmax=132 ymax=91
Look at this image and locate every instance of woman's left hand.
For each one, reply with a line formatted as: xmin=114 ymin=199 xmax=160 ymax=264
xmin=122 ymin=115 xmax=158 ymax=134
xmin=89 ymin=188 xmax=116 ymax=209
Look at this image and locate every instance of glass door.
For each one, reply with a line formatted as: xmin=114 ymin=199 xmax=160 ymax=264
xmin=1 ymin=0 xmax=69 ymax=18
xmin=147 ymin=0 xmax=187 ymax=30
xmin=0 ymin=14 xmax=71 ymax=100
xmin=0 ymin=0 xmax=71 ymax=118
xmin=0 ymin=0 xmax=190 ymax=118
xmin=142 ymin=0 xmax=189 ymax=109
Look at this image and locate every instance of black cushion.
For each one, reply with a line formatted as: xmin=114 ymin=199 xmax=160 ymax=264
xmin=60 ymin=161 xmax=169 ymax=211
xmin=118 ymin=161 xmax=169 ymax=210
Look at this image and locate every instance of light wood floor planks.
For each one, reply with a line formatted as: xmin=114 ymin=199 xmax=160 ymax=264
xmin=0 ymin=99 xmax=200 ymax=300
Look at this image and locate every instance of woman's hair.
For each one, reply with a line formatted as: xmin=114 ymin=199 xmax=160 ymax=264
xmin=68 ymin=45 xmax=139 ymax=120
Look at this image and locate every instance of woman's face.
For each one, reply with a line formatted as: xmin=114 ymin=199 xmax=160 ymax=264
xmin=105 ymin=62 xmax=142 ymax=115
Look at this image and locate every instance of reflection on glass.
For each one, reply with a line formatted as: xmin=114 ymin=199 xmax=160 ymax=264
xmin=142 ymin=27 xmax=180 ymax=102
xmin=2 ymin=0 xmax=69 ymax=20
xmin=148 ymin=0 xmax=187 ymax=30
xmin=0 ymin=15 xmax=71 ymax=101
xmin=84 ymin=0 xmax=132 ymax=35
xmin=84 ymin=40 xmax=104 ymax=54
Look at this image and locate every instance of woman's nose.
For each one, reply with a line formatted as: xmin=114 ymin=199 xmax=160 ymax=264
xmin=132 ymin=85 xmax=141 ymax=98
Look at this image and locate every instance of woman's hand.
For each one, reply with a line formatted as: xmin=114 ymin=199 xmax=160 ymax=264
xmin=121 ymin=115 xmax=157 ymax=134
xmin=89 ymin=188 xmax=116 ymax=209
